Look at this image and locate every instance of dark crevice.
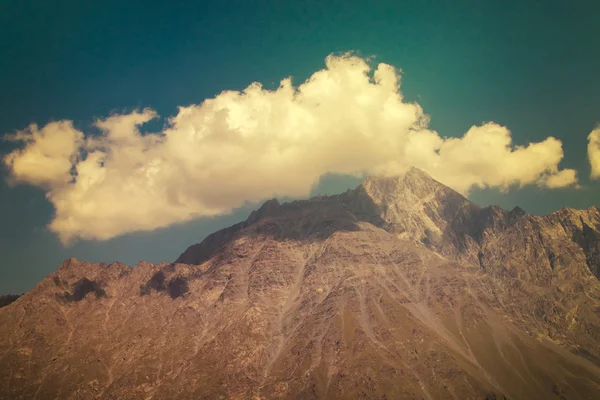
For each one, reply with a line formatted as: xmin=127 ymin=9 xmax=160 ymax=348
xmin=548 ymin=251 xmax=556 ymax=270
xmin=167 ymin=277 xmax=189 ymax=299
xmin=140 ymin=271 xmax=165 ymax=295
xmin=140 ymin=270 xmax=189 ymax=299
xmin=60 ymin=278 xmax=106 ymax=302
xmin=477 ymin=250 xmax=485 ymax=272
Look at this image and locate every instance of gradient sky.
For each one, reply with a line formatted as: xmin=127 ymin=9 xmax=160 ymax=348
xmin=1 ymin=0 xmax=599 ymax=294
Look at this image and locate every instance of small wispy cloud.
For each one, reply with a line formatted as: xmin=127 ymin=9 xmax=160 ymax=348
xmin=588 ymin=125 xmax=600 ymax=180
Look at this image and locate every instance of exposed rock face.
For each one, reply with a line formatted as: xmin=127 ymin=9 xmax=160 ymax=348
xmin=357 ymin=168 xmax=482 ymax=260
xmin=1 ymin=168 xmax=600 ymax=399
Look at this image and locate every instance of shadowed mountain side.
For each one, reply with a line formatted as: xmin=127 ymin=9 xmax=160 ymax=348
xmin=0 ymin=295 xmax=21 ymax=308
xmin=175 ymin=191 xmax=387 ymax=265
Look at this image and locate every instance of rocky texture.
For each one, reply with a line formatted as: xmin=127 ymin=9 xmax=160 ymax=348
xmin=354 ymin=168 xmax=600 ymax=283
xmin=1 ymin=168 xmax=600 ymax=399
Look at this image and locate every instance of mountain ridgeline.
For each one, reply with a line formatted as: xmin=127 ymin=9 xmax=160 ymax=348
xmin=179 ymin=168 xmax=600 ymax=283
xmin=1 ymin=168 xmax=599 ymax=399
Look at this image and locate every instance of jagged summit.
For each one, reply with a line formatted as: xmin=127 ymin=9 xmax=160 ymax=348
xmin=247 ymin=198 xmax=281 ymax=224
xmin=510 ymin=205 xmax=527 ymax=215
xmin=361 ymin=167 xmax=452 ymax=201
xmin=176 ymin=168 xmax=600 ymax=280
xmin=358 ymin=168 xmax=477 ymax=249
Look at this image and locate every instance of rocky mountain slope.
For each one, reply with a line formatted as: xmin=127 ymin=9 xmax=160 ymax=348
xmin=1 ymin=168 xmax=599 ymax=399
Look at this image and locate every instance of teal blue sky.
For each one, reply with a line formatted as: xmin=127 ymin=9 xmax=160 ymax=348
xmin=1 ymin=0 xmax=599 ymax=294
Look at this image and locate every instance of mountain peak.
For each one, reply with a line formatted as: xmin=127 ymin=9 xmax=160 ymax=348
xmin=56 ymin=256 xmax=82 ymax=273
xmin=246 ymin=198 xmax=281 ymax=224
xmin=361 ymin=167 xmax=453 ymax=204
xmin=357 ymin=168 xmax=479 ymax=253
xmin=509 ymin=206 xmax=527 ymax=217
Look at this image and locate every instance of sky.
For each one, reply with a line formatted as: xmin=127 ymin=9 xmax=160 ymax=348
xmin=1 ymin=0 xmax=599 ymax=294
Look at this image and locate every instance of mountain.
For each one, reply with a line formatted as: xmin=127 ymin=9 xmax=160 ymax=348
xmin=1 ymin=168 xmax=599 ymax=399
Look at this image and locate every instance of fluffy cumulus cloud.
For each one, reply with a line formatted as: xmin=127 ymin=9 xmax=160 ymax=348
xmin=4 ymin=121 xmax=83 ymax=187
xmin=588 ymin=125 xmax=600 ymax=180
xmin=2 ymin=53 xmax=578 ymax=243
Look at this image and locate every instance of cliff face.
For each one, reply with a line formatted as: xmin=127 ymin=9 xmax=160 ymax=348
xmin=350 ymin=168 xmax=600 ymax=281
xmin=1 ymin=169 xmax=600 ymax=400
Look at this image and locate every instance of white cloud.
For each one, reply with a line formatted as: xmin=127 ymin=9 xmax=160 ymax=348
xmin=2 ymin=53 xmax=578 ymax=243
xmin=3 ymin=121 xmax=83 ymax=188
xmin=542 ymin=168 xmax=578 ymax=189
xmin=588 ymin=126 xmax=600 ymax=180
xmin=400 ymin=123 xmax=578 ymax=192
